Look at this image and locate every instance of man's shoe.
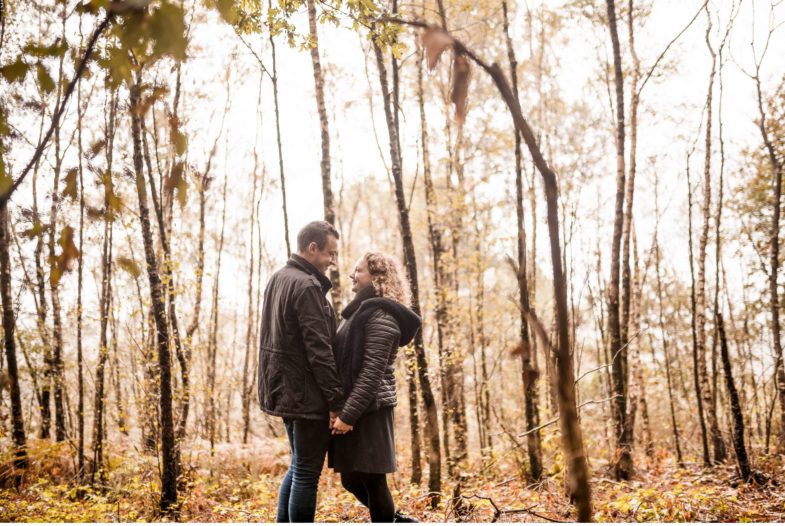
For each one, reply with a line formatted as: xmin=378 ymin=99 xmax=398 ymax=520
xmin=393 ymin=510 xmax=419 ymax=523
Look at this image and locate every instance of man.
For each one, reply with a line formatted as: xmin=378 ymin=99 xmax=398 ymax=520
xmin=258 ymin=221 xmax=345 ymax=522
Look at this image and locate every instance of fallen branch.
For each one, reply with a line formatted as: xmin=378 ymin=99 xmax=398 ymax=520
xmin=460 ymin=493 xmax=569 ymax=523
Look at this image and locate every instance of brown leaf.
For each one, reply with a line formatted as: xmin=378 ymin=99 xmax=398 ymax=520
xmin=421 ymin=27 xmax=453 ymax=71
xmin=50 ymin=226 xmax=80 ymax=286
xmin=451 ymin=53 xmax=470 ymax=122
xmin=62 ymin=168 xmax=78 ymax=200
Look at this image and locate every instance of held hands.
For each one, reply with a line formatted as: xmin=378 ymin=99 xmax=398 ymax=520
xmin=331 ymin=416 xmax=353 ymax=435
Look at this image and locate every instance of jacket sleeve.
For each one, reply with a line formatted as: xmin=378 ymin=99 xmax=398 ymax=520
xmin=340 ymin=309 xmax=400 ymax=426
xmin=293 ymin=283 xmax=344 ymax=412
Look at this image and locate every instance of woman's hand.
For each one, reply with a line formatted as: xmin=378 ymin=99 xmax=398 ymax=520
xmin=332 ymin=417 xmax=353 ymax=435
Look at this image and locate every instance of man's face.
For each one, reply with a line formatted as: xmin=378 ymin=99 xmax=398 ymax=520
xmin=306 ymin=235 xmax=339 ymax=275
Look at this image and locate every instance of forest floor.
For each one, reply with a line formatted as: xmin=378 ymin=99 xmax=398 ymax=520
xmin=1 ymin=436 xmax=784 ymax=522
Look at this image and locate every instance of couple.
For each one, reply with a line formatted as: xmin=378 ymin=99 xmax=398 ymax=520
xmin=257 ymin=221 xmax=421 ymax=523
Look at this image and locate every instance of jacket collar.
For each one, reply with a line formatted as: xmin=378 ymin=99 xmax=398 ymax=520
xmin=288 ymin=254 xmax=333 ymax=295
xmin=346 ymin=295 xmax=422 ymax=347
xmin=341 ymin=285 xmax=378 ymax=319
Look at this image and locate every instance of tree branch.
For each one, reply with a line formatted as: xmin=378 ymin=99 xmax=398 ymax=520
xmin=0 ymin=14 xmax=113 ymax=205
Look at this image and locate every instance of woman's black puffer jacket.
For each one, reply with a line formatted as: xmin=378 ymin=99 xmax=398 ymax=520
xmin=334 ymin=289 xmax=421 ymax=426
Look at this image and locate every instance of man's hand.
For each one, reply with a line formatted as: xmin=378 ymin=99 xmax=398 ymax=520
xmin=329 ymin=411 xmax=338 ymax=430
xmin=331 ymin=417 xmax=353 ymax=435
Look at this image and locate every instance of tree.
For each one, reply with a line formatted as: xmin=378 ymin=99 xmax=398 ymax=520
xmin=501 ymin=0 xmax=542 ymax=482
xmin=695 ymin=3 xmax=726 ymax=464
xmin=306 ymin=0 xmax=342 ymax=312
xmin=373 ymin=39 xmax=442 ymax=505
xmin=130 ymin=70 xmax=178 ymax=511
xmin=407 ymin=18 xmax=593 ymax=520
xmin=604 ymin=0 xmax=633 ymax=480
xmin=1 ymin=198 xmax=27 ymax=470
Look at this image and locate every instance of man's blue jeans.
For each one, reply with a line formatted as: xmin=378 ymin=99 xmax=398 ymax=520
xmin=276 ymin=418 xmax=330 ymax=522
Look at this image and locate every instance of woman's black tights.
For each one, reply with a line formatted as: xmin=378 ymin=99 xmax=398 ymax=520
xmin=340 ymin=471 xmax=395 ymax=522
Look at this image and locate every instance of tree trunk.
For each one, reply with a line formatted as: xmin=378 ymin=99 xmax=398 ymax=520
xmin=502 ymin=0 xmax=542 ymax=482
xmin=48 ymin=32 xmax=68 ymax=441
xmin=208 ymin=175 xmax=228 ymax=453
xmin=1 ymin=199 xmax=27 ymax=470
xmin=130 ymin=73 xmax=177 ymax=512
xmin=31 ymin=142 xmax=52 ymax=439
xmin=652 ymin=186 xmax=683 ymax=466
xmin=91 ymin=211 xmax=112 ymax=484
xmin=687 ymin=152 xmax=711 ymax=466
xmin=268 ymin=0 xmax=292 ymax=257
xmin=110 ymin=298 xmax=128 ymax=435
xmin=697 ymin=7 xmax=726 ymax=463
xmin=242 ymin=87 xmax=261 ymax=443
xmin=605 ymin=0 xmax=632 ymax=480
xmin=76 ymin=34 xmax=86 ymax=479
xmin=306 ymin=0 xmax=342 ymax=312
xmin=418 ymin=28 xmax=595 ymax=516
xmin=140 ymin=110 xmax=187 ymax=459
xmin=716 ymin=312 xmax=753 ymax=481
xmin=753 ymin=44 xmax=785 ymax=457
xmin=374 ymin=42 xmax=441 ymax=506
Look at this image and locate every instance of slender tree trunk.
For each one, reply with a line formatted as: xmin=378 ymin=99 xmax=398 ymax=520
xmin=605 ymin=0 xmax=632 ymax=480
xmin=418 ymin=49 xmax=451 ymax=478
xmin=502 ymin=0 xmax=542 ymax=481
xmin=374 ymin=42 xmax=441 ymax=506
xmin=653 ymin=185 xmax=683 ymax=466
xmin=716 ymin=312 xmax=753 ymax=481
xmin=208 ymin=175 xmax=228 ymax=453
xmin=76 ymin=24 xmax=86 ymax=479
xmin=698 ymin=7 xmax=726 ymax=463
xmin=140 ymin=111 xmax=187 ymax=461
xmin=242 ymin=81 xmax=262 ymax=444
xmin=1 ymin=198 xmax=27 ymax=469
xmin=91 ymin=86 xmax=117 ymax=481
xmin=306 ymin=0 xmax=341 ymax=312
xmin=753 ymin=50 xmax=785 ymax=457
xmin=48 ymin=22 xmax=68 ymax=441
xmin=182 ymin=90 xmax=228 ymax=441
xmin=91 ymin=213 xmax=112 ymax=484
xmin=130 ymin=72 xmax=177 ymax=512
xmin=31 ymin=129 xmax=52 ymax=439
xmin=109 ymin=297 xmax=127 ymax=435
xmin=687 ymin=152 xmax=711 ymax=466
xmin=268 ymin=0 xmax=291 ymax=257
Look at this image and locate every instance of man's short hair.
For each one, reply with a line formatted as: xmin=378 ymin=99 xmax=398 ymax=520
xmin=296 ymin=221 xmax=340 ymax=252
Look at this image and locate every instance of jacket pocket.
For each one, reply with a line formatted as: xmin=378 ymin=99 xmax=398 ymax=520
xmin=260 ymin=347 xmax=305 ymax=410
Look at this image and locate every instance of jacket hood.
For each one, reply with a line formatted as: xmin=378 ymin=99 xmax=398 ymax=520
xmin=355 ymin=297 xmax=422 ymax=346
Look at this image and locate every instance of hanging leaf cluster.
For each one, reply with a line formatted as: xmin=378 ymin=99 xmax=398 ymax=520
xmin=421 ymin=27 xmax=471 ymax=122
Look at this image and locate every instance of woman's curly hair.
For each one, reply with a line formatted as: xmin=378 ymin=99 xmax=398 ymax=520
xmin=364 ymin=252 xmax=411 ymax=306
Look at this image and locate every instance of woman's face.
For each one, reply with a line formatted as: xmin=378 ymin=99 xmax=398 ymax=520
xmin=350 ymin=257 xmax=373 ymax=293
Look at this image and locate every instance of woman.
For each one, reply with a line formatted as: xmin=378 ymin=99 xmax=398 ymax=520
xmin=329 ymin=252 xmax=421 ymax=523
